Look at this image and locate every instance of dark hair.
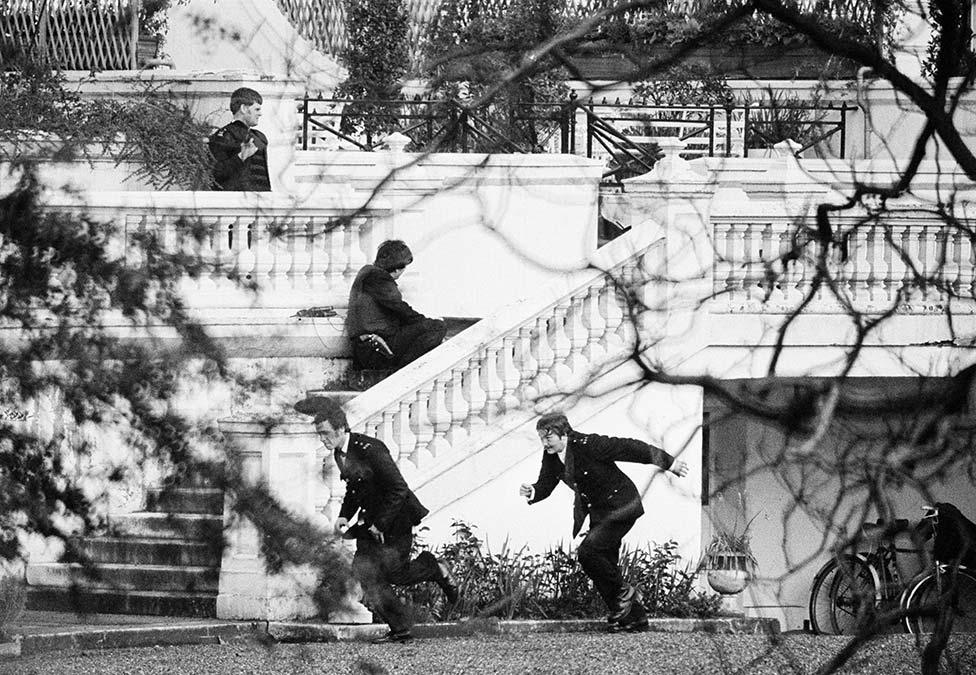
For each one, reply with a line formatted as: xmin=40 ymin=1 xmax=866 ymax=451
xmin=536 ymin=412 xmax=572 ymax=436
xmin=294 ymin=396 xmax=349 ymax=430
xmin=374 ymin=239 xmax=413 ymax=273
xmin=230 ymin=87 xmax=263 ymax=113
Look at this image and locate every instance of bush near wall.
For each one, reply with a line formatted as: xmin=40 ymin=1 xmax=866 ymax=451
xmin=0 ymin=59 xmax=213 ymax=189
xmin=397 ymin=520 xmax=722 ymax=623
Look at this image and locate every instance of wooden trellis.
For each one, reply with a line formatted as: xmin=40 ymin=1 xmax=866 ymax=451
xmin=0 ymin=0 xmax=139 ymax=71
xmin=273 ymin=0 xmax=881 ymax=65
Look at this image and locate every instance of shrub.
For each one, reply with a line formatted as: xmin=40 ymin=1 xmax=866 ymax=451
xmin=397 ymin=520 xmax=722 ymax=623
xmin=0 ymin=575 xmax=26 ymax=642
xmin=0 ymin=58 xmax=214 ymax=189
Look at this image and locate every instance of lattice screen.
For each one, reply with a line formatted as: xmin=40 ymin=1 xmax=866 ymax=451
xmin=274 ymin=0 xmax=879 ymax=66
xmin=0 ymin=0 xmax=138 ymax=71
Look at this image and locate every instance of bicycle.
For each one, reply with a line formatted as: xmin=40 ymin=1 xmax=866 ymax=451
xmin=809 ymin=517 xmax=919 ymax=635
xmin=899 ymin=503 xmax=976 ymax=634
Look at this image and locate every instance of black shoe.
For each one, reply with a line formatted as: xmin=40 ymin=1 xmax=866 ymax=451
xmin=371 ymin=630 xmax=414 ymax=644
xmin=437 ymin=561 xmax=459 ymax=605
xmin=609 ymin=584 xmax=638 ymax=623
xmin=607 ymin=613 xmax=649 ymax=633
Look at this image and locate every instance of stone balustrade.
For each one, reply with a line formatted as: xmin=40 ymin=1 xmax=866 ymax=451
xmin=307 ymin=228 xmax=666 ymax=508
xmin=39 ymin=190 xmax=387 ymax=316
xmin=711 ymin=202 xmax=976 ymax=315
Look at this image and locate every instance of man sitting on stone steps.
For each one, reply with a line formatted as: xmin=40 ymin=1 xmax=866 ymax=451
xmin=295 ymin=395 xmax=458 ymax=644
xmin=347 ymin=239 xmax=446 ymax=375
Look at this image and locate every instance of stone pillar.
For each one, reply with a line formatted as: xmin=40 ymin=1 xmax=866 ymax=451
xmin=216 ymin=416 xmax=371 ymax=622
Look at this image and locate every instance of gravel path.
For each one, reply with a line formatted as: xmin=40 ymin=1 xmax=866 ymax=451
xmin=3 ymin=632 xmax=976 ymax=674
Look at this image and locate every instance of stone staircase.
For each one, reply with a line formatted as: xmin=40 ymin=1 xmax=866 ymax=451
xmin=26 ymin=481 xmax=224 ymax=617
xmin=24 ymin=317 xmax=480 ymax=618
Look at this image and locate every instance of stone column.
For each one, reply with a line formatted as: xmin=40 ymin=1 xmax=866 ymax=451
xmin=216 ymin=416 xmax=370 ymax=622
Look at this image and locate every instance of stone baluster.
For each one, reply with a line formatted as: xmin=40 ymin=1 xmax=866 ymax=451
xmin=198 ymin=216 xmax=223 ymax=295
xmin=478 ymin=344 xmax=504 ymax=423
xmin=915 ymin=224 xmax=932 ymax=301
xmin=866 ymin=225 xmax=887 ymax=304
xmin=410 ymin=383 xmax=435 ymax=468
xmin=376 ymin=408 xmax=398 ymax=460
xmin=548 ymin=299 xmax=574 ymax=389
xmin=943 ymin=228 xmax=962 ymax=300
xmin=325 ymin=218 xmax=350 ymax=292
xmin=345 ymin=217 xmax=368 ymax=281
xmin=712 ymin=219 xmax=733 ymax=305
xmin=581 ymin=281 xmax=607 ymax=366
xmin=515 ymin=324 xmax=540 ymax=402
xmin=425 ymin=375 xmax=452 ymax=459
xmin=741 ymin=221 xmax=760 ymax=306
xmin=394 ymin=397 xmax=417 ymax=468
xmin=599 ymin=277 xmax=627 ymax=357
xmin=307 ymin=217 xmax=333 ymax=293
xmin=563 ymin=292 xmax=591 ymax=378
xmin=251 ymin=218 xmax=274 ymax=293
xmin=464 ymin=352 xmax=489 ymax=435
xmin=363 ymin=416 xmax=380 ymax=440
xmin=726 ymin=221 xmax=746 ymax=304
xmin=498 ymin=332 xmax=522 ymax=413
xmin=848 ymin=226 xmax=871 ymax=306
xmin=529 ymin=314 xmax=557 ymax=398
xmin=288 ymin=218 xmax=312 ymax=295
xmin=443 ymin=366 xmax=469 ymax=449
xmin=959 ymin=232 xmax=976 ymax=303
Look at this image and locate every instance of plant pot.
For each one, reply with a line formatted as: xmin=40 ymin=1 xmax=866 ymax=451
xmin=705 ymin=552 xmax=752 ymax=595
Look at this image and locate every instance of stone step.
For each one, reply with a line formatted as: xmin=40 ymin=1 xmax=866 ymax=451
xmin=25 ymin=586 xmax=216 ymax=617
xmin=144 ymin=487 xmax=224 ymax=516
xmin=110 ymin=512 xmax=223 ymax=541
xmin=26 ymin=562 xmax=218 ymax=593
xmin=73 ymin=536 xmax=221 ymax=567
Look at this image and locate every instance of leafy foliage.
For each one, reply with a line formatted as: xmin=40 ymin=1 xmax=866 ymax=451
xmin=0 ymin=58 xmax=213 ymax=189
xmin=631 ymin=66 xmax=734 ymax=106
xmin=422 ymin=0 xmax=572 ymax=152
xmin=398 ymin=521 xmax=722 ymax=622
xmin=335 ymin=0 xmax=411 ymax=142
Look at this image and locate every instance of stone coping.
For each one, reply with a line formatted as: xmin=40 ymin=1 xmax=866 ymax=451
xmin=2 ymin=615 xmax=779 ymax=659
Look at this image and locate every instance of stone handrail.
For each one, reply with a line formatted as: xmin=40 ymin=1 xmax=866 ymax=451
xmin=38 ymin=190 xmax=389 ymax=314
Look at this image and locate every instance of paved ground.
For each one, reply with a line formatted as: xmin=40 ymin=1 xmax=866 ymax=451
xmin=4 ymin=631 xmax=976 ymax=674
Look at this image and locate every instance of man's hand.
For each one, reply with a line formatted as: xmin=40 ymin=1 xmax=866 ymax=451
xmin=519 ymin=483 xmax=534 ymax=501
xmin=239 ymin=136 xmax=258 ymax=161
xmin=669 ymin=459 xmax=689 ymax=477
xmin=368 ymin=524 xmax=385 ymax=544
xmin=333 ymin=517 xmax=349 ymax=536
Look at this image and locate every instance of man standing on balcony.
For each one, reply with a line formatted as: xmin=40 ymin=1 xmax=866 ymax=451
xmin=519 ymin=412 xmax=689 ymax=633
xmin=347 ymin=239 xmax=446 ymax=373
xmin=295 ymin=395 xmax=458 ymax=644
xmin=208 ymin=87 xmax=271 ymax=191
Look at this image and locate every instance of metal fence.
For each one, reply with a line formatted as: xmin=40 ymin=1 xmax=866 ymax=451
xmin=299 ymin=94 xmax=856 ymax=181
xmin=0 ymin=0 xmax=140 ymax=71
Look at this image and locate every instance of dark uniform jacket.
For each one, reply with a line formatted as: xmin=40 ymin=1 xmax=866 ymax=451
xmin=529 ymin=431 xmax=675 ymax=537
xmin=336 ymin=432 xmax=428 ymax=534
xmin=346 ymin=264 xmax=424 ymax=339
xmin=208 ymin=120 xmax=271 ymax=191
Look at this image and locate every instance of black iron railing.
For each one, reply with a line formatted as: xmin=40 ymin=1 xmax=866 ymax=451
xmin=299 ymin=94 xmax=857 ymax=180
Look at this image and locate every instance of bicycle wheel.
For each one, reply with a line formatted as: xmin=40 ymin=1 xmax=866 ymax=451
xmin=903 ymin=568 xmax=976 ymax=634
xmin=828 ymin=556 xmax=881 ymax=634
xmin=809 ymin=555 xmax=880 ymax=634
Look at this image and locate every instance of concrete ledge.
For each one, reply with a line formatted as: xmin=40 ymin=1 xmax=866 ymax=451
xmin=268 ymin=616 xmax=780 ymax=643
xmin=17 ymin=622 xmax=265 ymax=657
xmin=4 ymin=615 xmax=780 ymax=660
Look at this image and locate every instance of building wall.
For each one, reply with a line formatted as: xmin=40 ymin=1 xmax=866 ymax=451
xmin=705 ymin=377 xmax=976 ymax=631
